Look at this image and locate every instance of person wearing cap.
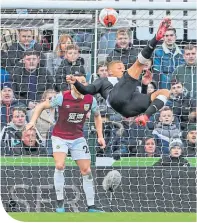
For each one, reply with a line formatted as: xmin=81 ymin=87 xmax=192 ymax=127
xmin=154 ymin=137 xmax=190 ymax=166
xmin=12 ymin=50 xmax=54 ymax=110
xmin=1 ymin=83 xmax=26 ymax=129
xmin=182 ymin=124 xmax=196 ymax=157
xmin=167 ymin=79 xmax=196 ymax=130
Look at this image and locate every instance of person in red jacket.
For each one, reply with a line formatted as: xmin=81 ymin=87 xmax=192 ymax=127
xmin=26 ymin=73 xmax=105 ymax=213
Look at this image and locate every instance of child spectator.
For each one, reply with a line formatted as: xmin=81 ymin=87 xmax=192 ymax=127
xmin=172 ymin=44 xmax=197 ymax=98
xmin=55 ymin=44 xmax=85 ymax=91
xmin=1 ymin=83 xmax=26 ymax=129
xmin=154 ymin=137 xmax=190 ymax=166
xmin=7 ymin=29 xmax=46 ymax=73
xmin=28 ymin=89 xmax=57 ymax=141
xmin=152 ymin=106 xmax=180 ymax=154
xmin=12 ymin=50 xmax=54 ymax=109
xmin=167 ymin=79 xmax=196 ymax=130
xmin=182 ymin=124 xmax=196 ymax=157
xmin=107 ymin=28 xmax=140 ymax=69
xmin=47 ymin=34 xmax=74 ymax=75
xmin=153 ymin=27 xmax=184 ymax=89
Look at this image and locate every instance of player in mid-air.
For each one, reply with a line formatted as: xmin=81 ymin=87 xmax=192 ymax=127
xmin=26 ymin=73 xmax=106 ymax=213
xmin=66 ymin=18 xmax=171 ymax=126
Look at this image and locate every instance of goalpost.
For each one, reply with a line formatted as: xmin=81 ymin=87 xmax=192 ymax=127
xmin=1 ymin=0 xmax=196 ymax=213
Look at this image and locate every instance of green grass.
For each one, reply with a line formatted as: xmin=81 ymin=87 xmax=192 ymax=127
xmin=8 ymin=212 xmax=196 ymax=222
xmin=1 ymin=157 xmax=197 ymax=167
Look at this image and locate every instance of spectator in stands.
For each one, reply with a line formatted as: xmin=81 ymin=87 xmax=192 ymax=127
xmin=147 ymin=81 xmax=157 ymax=94
xmin=1 ymin=83 xmax=26 ymax=129
xmin=153 ymin=106 xmax=180 ymax=154
xmin=154 ymin=138 xmax=190 ymax=166
xmin=7 ymin=29 xmax=46 ymax=73
xmin=1 ymin=107 xmax=27 ymax=155
xmin=106 ymin=28 xmax=140 ymax=69
xmin=138 ymin=135 xmax=160 ymax=157
xmin=15 ymin=129 xmax=45 ymax=156
xmin=167 ymin=79 xmax=196 ymax=130
xmin=182 ymin=124 xmax=196 ymax=157
xmin=188 ymin=108 xmax=197 ymax=124
xmin=91 ymin=61 xmax=109 ymax=83
xmin=40 ymin=30 xmax=53 ymax=52
xmin=172 ymin=44 xmax=197 ymax=98
xmin=55 ymin=44 xmax=85 ymax=91
xmin=1 ymin=50 xmax=11 ymax=84
xmin=28 ymin=89 xmax=57 ymax=141
xmin=12 ymin=50 xmax=54 ymax=109
xmin=47 ymin=34 xmax=74 ymax=76
xmin=153 ymin=27 xmax=184 ymax=89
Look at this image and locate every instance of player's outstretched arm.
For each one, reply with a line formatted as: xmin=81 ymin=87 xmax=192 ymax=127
xmin=25 ymin=100 xmax=51 ymax=131
xmin=66 ymin=75 xmax=101 ymax=95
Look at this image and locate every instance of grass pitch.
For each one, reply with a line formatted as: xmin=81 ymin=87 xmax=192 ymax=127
xmin=8 ymin=212 xmax=196 ymax=222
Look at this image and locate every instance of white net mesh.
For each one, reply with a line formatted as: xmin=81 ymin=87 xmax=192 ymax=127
xmin=1 ymin=1 xmax=196 ymax=214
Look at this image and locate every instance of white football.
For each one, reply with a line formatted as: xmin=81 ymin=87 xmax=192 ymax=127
xmin=99 ymin=8 xmax=118 ymax=27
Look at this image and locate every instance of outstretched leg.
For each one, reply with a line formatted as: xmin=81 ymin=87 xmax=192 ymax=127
xmin=135 ymin=89 xmax=170 ymax=126
xmin=127 ymin=18 xmax=171 ymax=80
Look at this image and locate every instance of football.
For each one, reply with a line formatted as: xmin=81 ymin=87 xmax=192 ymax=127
xmin=99 ymin=8 xmax=118 ymax=27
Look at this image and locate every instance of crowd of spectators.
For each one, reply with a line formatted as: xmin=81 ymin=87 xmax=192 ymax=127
xmin=0 ymin=27 xmax=196 ymax=164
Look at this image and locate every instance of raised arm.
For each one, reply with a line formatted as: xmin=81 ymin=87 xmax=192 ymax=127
xmin=66 ymin=75 xmax=102 ymax=95
xmin=25 ymin=100 xmax=51 ymax=130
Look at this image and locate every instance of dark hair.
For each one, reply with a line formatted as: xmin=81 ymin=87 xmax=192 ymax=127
xmin=12 ymin=107 xmax=27 ymax=115
xmin=184 ymin=44 xmax=196 ymax=51
xmin=171 ymin=78 xmax=183 ymax=86
xmin=97 ymin=61 xmax=108 ymax=73
xmin=72 ymin=72 xmax=86 ymax=77
xmin=23 ymin=50 xmax=40 ymax=58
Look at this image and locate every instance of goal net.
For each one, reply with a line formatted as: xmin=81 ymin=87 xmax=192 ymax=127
xmin=1 ymin=0 xmax=196 ymax=213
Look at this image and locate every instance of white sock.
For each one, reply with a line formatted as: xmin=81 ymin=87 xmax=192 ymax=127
xmin=54 ymin=168 xmax=64 ymax=200
xmin=82 ymin=173 xmax=95 ymax=207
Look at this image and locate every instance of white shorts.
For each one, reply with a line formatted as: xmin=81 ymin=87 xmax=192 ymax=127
xmin=51 ymin=136 xmax=91 ymax=160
